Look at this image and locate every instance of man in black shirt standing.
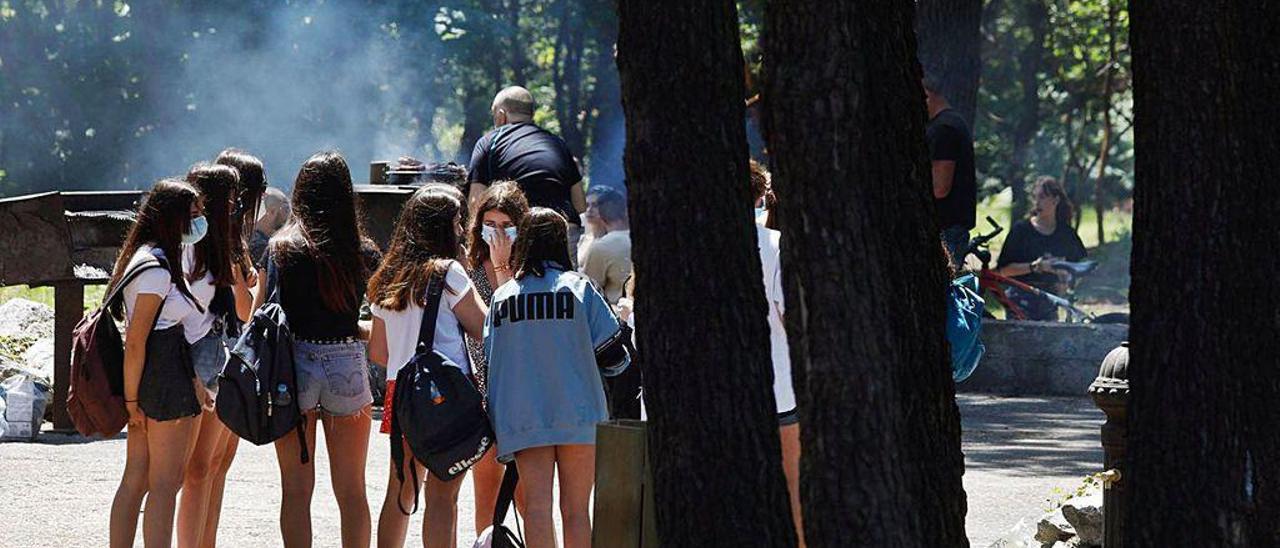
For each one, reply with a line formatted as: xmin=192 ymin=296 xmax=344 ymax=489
xmin=924 ymin=77 xmax=978 ymax=269
xmin=468 ymin=86 xmax=588 ymax=263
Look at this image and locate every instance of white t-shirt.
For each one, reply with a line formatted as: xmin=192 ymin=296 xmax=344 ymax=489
xmin=757 ymin=224 xmax=795 ymax=414
xmin=371 ymin=260 xmax=476 ymax=380
xmin=121 ymin=245 xmax=202 ymax=332
xmin=181 ymin=244 xmax=217 ymax=343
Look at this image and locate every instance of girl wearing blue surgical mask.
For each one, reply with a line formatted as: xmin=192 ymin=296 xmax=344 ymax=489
xmin=462 ymin=180 xmax=530 ymax=534
xmin=176 ymin=162 xmax=258 ymax=548
xmin=108 ymin=178 xmax=210 ymax=548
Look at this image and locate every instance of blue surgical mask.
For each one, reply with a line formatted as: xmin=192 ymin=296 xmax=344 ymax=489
xmin=183 ymin=215 xmax=208 ymax=245
xmin=481 ymin=225 xmax=518 ymax=245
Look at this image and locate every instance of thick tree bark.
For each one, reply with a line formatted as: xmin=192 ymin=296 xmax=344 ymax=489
xmin=616 ymin=1 xmax=797 ymax=546
xmin=764 ymin=1 xmax=968 ymax=546
xmin=1128 ymin=2 xmax=1280 ymax=546
xmin=916 ymin=0 xmax=983 ymax=128
xmin=1004 ymin=0 xmax=1048 ymax=222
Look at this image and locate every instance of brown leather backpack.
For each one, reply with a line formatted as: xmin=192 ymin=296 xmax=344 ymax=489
xmin=68 ymin=251 xmax=171 ymax=437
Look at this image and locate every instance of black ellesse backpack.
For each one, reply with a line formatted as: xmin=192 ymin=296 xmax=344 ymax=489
xmin=216 ymin=260 xmax=309 ymax=462
xmin=391 ymin=272 xmax=494 ymax=514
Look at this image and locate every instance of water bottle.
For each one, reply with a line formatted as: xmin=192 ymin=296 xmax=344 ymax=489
xmin=429 ymin=380 xmax=444 ymax=405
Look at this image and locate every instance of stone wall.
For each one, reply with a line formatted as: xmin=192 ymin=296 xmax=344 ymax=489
xmin=959 ymin=320 xmax=1128 ymax=396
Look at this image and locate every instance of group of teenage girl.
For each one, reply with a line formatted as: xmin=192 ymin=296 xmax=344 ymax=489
xmin=104 ymin=148 xmax=628 ymax=548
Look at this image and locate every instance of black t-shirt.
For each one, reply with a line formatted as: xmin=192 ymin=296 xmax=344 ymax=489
xmin=268 ymin=240 xmax=382 ymax=340
xmin=926 ymin=109 xmax=977 ymax=230
xmin=996 ymin=219 xmax=1087 ymax=288
xmin=249 ymin=229 xmax=270 ymax=271
xmin=468 ymin=122 xmax=582 ymax=225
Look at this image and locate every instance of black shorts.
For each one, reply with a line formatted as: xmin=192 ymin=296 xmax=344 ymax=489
xmin=778 ymin=408 xmax=799 ymax=427
xmin=138 ymin=325 xmax=201 ymax=422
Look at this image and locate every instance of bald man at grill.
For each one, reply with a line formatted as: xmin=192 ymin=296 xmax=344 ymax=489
xmin=467 ymin=86 xmax=588 ymax=265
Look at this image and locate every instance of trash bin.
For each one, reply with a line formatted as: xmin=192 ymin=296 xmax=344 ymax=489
xmin=593 ymin=420 xmax=659 ymax=548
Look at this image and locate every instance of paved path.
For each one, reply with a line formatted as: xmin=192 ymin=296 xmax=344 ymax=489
xmin=0 ymin=395 xmax=1100 ymax=547
xmin=958 ymin=394 xmax=1103 ymax=547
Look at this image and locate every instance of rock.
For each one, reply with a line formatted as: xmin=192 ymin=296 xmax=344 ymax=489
xmin=986 ymin=517 xmax=1044 ymax=548
xmin=19 ymin=338 xmax=54 ymax=385
xmin=0 ymin=298 xmax=54 ymax=340
xmin=1035 ymin=511 xmax=1075 ymax=544
xmin=1061 ymin=490 xmax=1104 ymax=547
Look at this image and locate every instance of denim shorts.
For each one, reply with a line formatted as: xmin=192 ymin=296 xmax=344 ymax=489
xmin=191 ymin=331 xmax=235 ymax=396
xmin=295 ymin=340 xmax=373 ymax=417
xmin=138 ymin=325 xmax=201 ymax=422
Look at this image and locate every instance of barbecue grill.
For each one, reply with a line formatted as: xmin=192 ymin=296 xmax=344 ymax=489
xmin=0 ymin=184 xmax=419 ymax=431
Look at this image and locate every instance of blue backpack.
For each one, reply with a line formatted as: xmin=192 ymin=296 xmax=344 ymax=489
xmin=946 ymin=274 xmax=986 ymax=382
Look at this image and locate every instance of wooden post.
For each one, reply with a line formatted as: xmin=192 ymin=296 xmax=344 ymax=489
xmin=1089 ymin=342 xmax=1130 ymax=547
xmin=51 ymin=280 xmax=84 ymax=432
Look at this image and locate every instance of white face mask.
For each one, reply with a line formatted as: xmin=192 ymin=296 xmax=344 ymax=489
xmin=481 ymin=225 xmax=518 ymax=245
xmin=183 ymin=215 xmax=208 ymax=245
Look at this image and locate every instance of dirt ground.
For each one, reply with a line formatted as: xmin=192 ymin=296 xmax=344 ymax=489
xmin=0 ymin=394 xmax=1101 ymax=547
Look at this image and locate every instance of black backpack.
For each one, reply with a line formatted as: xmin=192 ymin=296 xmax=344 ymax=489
xmin=216 ymin=260 xmax=308 ymax=462
xmin=390 ymin=272 xmax=494 ymax=514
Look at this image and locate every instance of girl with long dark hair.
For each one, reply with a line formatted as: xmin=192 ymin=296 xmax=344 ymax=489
xmin=259 ymin=151 xmax=381 ymax=547
xmin=484 ymin=208 xmax=628 ymax=548
xmin=366 ymin=184 xmax=488 ymax=548
xmin=107 ymin=179 xmax=211 ymax=548
xmin=176 ymin=161 xmax=258 ymax=548
xmin=995 ymin=176 xmax=1088 ymax=320
xmin=463 ymin=181 xmax=529 ymax=533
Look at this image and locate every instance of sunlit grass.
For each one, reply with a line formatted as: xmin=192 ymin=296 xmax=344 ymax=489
xmin=0 ymin=284 xmax=108 ymax=312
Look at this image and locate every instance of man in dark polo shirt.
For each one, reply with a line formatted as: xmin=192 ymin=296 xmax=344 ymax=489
xmin=468 ymin=86 xmax=587 ymax=262
xmin=924 ymin=77 xmax=977 ymax=269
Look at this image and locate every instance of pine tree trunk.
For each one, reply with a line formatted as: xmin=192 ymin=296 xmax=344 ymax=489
xmin=1128 ymin=2 xmax=1280 ymax=545
xmin=916 ymin=0 xmax=983 ymax=128
xmin=763 ymin=1 xmax=968 ymax=546
xmin=616 ymin=1 xmax=798 ymax=545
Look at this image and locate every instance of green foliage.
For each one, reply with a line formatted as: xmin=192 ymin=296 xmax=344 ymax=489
xmin=0 ymin=0 xmax=622 ymax=193
xmin=978 ymin=0 xmax=1133 ymax=224
xmin=1044 ymin=472 xmax=1103 ymax=512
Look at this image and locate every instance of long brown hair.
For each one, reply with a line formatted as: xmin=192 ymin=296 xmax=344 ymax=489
xmin=1031 ymin=176 xmax=1075 ymax=226
xmin=512 ymin=208 xmax=574 ymax=279
xmin=270 ymin=151 xmax=373 ymax=313
xmin=106 ymin=179 xmax=204 ymax=318
xmin=215 ymin=147 xmax=265 ymax=272
xmin=466 ymin=181 xmax=530 ymax=270
xmin=368 ymin=184 xmax=466 ymax=311
xmin=186 ymin=163 xmax=240 ymax=286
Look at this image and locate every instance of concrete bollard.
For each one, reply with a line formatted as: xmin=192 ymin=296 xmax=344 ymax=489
xmin=1088 ymin=342 xmax=1130 ymax=548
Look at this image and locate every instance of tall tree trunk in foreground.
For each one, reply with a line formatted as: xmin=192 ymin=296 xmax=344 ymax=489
xmin=616 ymin=1 xmax=797 ymax=546
xmin=764 ymin=1 xmax=967 ymax=546
xmin=1128 ymin=2 xmax=1280 ymax=545
xmin=916 ymin=0 xmax=983 ymax=128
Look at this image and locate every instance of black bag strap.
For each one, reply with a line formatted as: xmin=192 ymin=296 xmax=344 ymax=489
xmin=416 ymin=269 xmax=447 ymax=353
xmin=390 ymin=384 xmax=421 ymax=516
xmin=492 ymin=463 xmax=520 ymax=527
